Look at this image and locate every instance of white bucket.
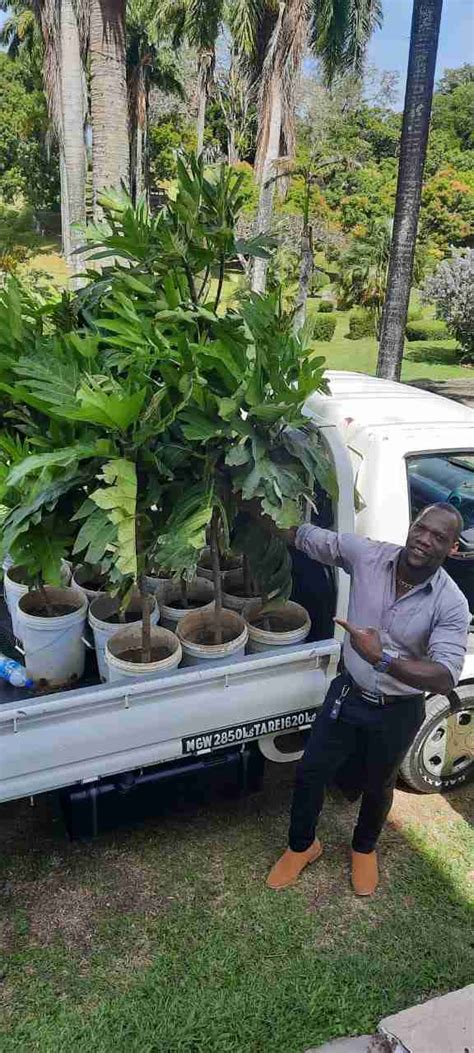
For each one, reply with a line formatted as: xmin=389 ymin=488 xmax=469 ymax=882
xmin=177 ymin=608 xmax=248 ymax=667
xmin=197 ymin=548 xmax=242 ymax=582
xmin=160 ymin=579 xmax=214 ymax=631
xmin=221 ymin=570 xmax=261 ymax=613
xmin=4 ymin=566 xmax=29 ymax=640
xmin=143 ymin=571 xmax=173 ymax=603
xmin=71 ymin=564 xmax=107 ymax=603
xmin=88 ymin=594 xmax=159 ymax=682
xmin=105 ymin=624 xmax=182 ymax=683
xmin=244 ymin=600 xmax=311 ymax=654
xmin=18 ymin=587 xmax=88 ymax=687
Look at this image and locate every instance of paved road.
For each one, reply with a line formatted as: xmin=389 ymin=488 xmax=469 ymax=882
xmin=410 ymin=377 xmax=474 ymax=409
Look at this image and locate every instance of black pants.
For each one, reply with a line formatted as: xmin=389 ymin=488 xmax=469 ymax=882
xmin=289 ymin=674 xmax=425 ymax=854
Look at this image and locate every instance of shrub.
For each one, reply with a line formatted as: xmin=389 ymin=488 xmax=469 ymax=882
xmin=422 ymin=249 xmax=474 ymax=361
xmin=348 ymin=309 xmax=375 ymax=340
xmin=405 ymin=319 xmax=450 ymax=341
xmin=318 ymin=301 xmax=334 ymax=313
xmin=312 ymin=314 xmax=337 ymax=341
xmin=407 ymin=304 xmax=423 ymax=322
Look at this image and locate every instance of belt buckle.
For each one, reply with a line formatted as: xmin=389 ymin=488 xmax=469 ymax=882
xmin=362 ymin=690 xmax=385 ymax=707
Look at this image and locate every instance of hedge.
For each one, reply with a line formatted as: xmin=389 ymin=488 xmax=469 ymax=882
xmin=318 ymin=301 xmax=334 ymax=313
xmin=348 ymin=309 xmax=375 ymax=340
xmin=312 ymin=314 xmax=337 ymax=341
xmin=405 ymin=319 xmax=450 ymax=342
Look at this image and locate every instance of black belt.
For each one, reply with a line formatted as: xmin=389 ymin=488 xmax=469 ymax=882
xmin=344 ymin=673 xmax=424 ymax=708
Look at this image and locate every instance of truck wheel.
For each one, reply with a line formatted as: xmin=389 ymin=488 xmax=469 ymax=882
xmin=258 ymin=730 xmax=309 ymax=764
xmin=399 ymin=687 xmax=474 ymax=793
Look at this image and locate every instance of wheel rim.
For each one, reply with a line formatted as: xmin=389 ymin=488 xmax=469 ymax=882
xmin=422 ymin=708 xmax=474 ymax=779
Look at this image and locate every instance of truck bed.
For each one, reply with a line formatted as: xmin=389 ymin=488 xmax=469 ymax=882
xmin=0 ymin=622 xmax=340 ymax=803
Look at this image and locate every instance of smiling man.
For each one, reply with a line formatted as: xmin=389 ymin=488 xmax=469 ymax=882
xmin=266 ymin=502 xmax=471 ymax=896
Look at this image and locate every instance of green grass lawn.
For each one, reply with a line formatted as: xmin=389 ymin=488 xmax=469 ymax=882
xmin=310 ymin=308 xmax=471 ymax=383
xmin=0 ymin=766 xmax=472 ymax=1052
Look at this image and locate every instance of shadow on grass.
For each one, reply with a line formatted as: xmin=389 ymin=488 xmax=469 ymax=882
xmin=0 ymin=764 xmax=473 ymax=1053
xmin=404 ymin=342 xmax=461 ymax=366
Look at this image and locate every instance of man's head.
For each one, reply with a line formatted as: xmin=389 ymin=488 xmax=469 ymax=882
xmin=404 ymin=503 xmax=463 ymax=573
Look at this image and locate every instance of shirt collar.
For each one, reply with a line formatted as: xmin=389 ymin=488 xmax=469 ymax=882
xmin=389 ymin=548 xmax=441 ymax=592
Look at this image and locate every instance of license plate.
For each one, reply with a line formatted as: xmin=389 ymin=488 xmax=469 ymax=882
xmin=182 ymin=706 xmax=318 ymax=755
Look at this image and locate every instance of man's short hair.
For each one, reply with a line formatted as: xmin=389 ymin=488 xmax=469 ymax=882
xmin=416 ymin=502 xmax=464 ymax=539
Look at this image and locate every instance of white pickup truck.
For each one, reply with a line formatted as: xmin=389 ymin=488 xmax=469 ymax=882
xmin=1 ymin=372 xmax=472 ymax=830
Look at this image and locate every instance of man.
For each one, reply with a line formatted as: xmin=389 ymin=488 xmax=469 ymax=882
xmin=266 ymin=502 xmax=470 ymax=896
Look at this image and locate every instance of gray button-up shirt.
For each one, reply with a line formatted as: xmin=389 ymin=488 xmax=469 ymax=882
xmin=296 ymin=524 xmax=471 ymax=695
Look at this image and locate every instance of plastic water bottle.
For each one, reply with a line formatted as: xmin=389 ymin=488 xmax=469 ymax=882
xmin=0 ymin=653 xmax=34 ymax=689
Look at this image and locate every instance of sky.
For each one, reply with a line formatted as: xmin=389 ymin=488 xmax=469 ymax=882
xmin=368 ymin=0 xmax=474 ymax=106
xmin=0 ymin=0 xmax=472 ymax=108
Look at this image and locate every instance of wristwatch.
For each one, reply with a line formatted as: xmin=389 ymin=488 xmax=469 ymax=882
xmin=374 ymin=650 xmax=393 ymax=674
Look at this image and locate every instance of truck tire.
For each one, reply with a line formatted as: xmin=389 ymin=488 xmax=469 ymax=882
xmin=399 ymin=686 xmax=474 ymax=793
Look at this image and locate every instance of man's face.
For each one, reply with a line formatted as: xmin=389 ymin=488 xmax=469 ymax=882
xmin=404 ymin=507 xmax=459 ymax=571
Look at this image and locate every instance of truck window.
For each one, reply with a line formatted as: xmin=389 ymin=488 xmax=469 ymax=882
xmin=406 ymin=452 xmax=474 ymax=614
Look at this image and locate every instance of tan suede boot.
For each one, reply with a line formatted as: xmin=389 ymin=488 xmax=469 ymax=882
xmin=266 ymin=840 xmax=323 ymax=890
xmin=351 ymin=850 xmax=379 ymax=896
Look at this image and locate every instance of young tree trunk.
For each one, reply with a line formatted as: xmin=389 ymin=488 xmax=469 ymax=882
xmin=140 ymin=588 xmax=152 ymax=664
xmin=376 ymin=0 xmax=443 ymax=381
xmin=251 ymin=74 xmax=282 ymax=294
xmin=90 ymin=0 xmax=130 ymax=217
xmin=293 ymin=225 xmax=313 ymax=332
xmin=210 ymin=508 xmax=223 ymax=645
xmin=60 ymin=0 xmax=86 ymax=275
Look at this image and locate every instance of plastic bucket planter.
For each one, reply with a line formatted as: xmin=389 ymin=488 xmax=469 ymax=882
xmin=221 ymin=569 xmax=261 ymax=613
xmin=160 ymin=578 xmax=214 ymax=631
xmin=4 ymin=562 xmax=75 ymax=642
xmin=197 ymin=548 xmax=242 ymax=582
xmin=177 ymin=608 xmax=248 ymax=668
xmin=243 ymin=600 xmax=311 ymax=654
xmin=18 ymin=586 xmax=88 ymax=688
xmin=71 ymin=564 xmax=108 ymax=603
xmin=143 ymin=570 xmax=173 ymax=603
xmin=88 ymin=594 xmax=159 ymax=682
xmin=4 ymin=566 xmax=30 ymax=641
xmin=105 ymin=624 xmax=182 ymax=683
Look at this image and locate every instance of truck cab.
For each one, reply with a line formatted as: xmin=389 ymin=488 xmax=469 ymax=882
xmin=1 ymin=372 xmax=473 ymax=825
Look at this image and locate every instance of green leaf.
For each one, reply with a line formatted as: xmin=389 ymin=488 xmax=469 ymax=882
xmin=6 ymin=444 xmax=103 ymax=488
xmin=90 ymin=459 xmax=137 ymax=578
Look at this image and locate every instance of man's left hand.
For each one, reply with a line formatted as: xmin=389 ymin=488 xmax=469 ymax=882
xmin=334 ymin=619 xmax=383 ymax=666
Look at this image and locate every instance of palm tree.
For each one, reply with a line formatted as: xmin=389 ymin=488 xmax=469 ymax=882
xmin=230 ymin=0 xmax=383 ymax=293
xmin=127 ymin=0 xmax=184 ymax=202
xmin=338 ymin=218 xmax=391 ymax=336
xmin=1 ymin=0 xmax=87 ymax=273
xmin=89 ymin=0 xmax=130 ymax=215
xmin=157 ymin=0 xmax=225 ymax=157
xmin=376 ymin=0 xmax=443 ymax=381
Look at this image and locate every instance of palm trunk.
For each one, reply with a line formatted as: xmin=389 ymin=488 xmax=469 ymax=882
xmin=196 ymin=51 xmax=212 ymax=157
xmin=90 ymin=0 xmax=130 ymax=217
xmin=251 ymin=73 xmax=282 ymax=294
xmin=294 ymin=224 xmax=313 ymax=332
xmin=130 ymin=64 xmax=147 ymax=203
xmin=376 ymin=0 xmax=443 ymax=381
xmin=60 ymin=0 xmax=86 ymax=276
xmin=210 ymin=508 xmax=223 ymax=645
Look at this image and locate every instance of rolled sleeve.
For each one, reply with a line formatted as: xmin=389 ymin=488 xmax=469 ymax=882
xmin=427 ymin=597 xmax=471 ymax=687
xmin=295 ymin=524 xmax=372 ymax=574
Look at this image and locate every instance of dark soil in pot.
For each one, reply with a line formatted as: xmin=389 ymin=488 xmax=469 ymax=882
xmin=119 ymin=645 xmax=172 ymax=664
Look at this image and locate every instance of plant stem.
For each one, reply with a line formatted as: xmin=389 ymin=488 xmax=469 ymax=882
xmin=140 ymin=582 xmax=152 ymax=664
xmin=39 ymin=583 xmax=54 ymax=617
xmin=214 ymin=255 xmax=225 ymax=312
xmin=180 ymin=573 xmax=188 ymax=609
xmin=243 ymin=553 xmax=251 ymax=597
xmin=210 ymin=507 xmax=223 ymax=645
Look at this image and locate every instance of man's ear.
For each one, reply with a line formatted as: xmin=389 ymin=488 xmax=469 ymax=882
xmin=449 ymin=540 xmax=460 ymax=557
